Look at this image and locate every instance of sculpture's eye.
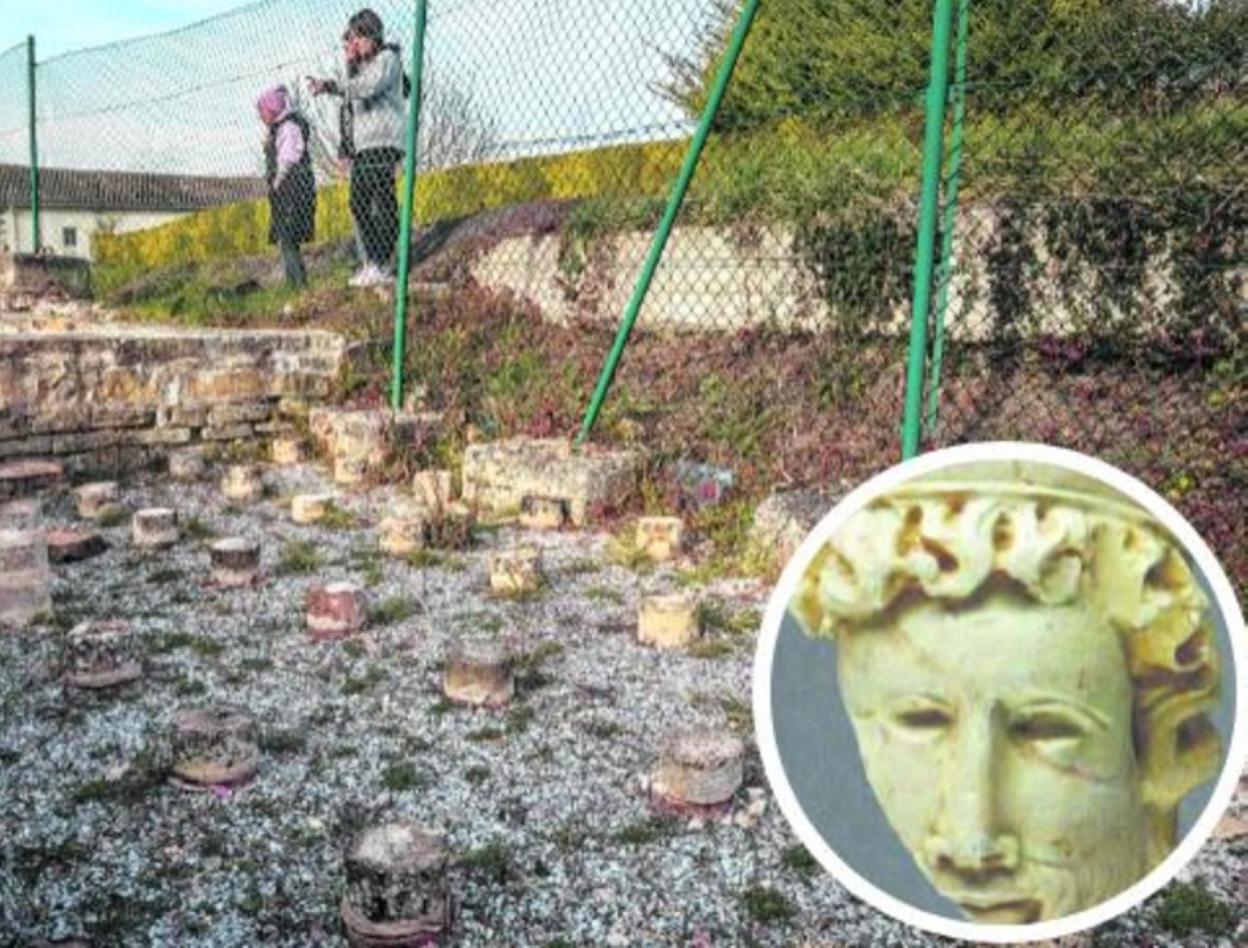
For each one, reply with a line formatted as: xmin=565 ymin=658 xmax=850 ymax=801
xmin=1009 ymin=711 xmax=1087 ymax=745
xmin=892 ymin=702 xmax=954 ymax=737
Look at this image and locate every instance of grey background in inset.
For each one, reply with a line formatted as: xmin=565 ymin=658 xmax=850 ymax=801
xmin=770 ymin=557 xmax=1237 ymax=920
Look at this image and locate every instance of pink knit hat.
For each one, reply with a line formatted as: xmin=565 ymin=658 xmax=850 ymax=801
xmin=256 ymin=85 xmax=290 ymax=118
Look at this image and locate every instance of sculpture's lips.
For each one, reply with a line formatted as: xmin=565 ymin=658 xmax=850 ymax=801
xmin=952 ymin=895 xmax=1043 ymax=925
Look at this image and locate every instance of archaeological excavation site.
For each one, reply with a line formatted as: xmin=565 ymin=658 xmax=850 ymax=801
xmin=2 ymin=0 xmax=1245 ymax=942
xmin=0 ymin=262 xmax=1244 ymax=948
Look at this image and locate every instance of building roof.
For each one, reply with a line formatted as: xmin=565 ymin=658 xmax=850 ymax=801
xmin=0 ymin=163 xmax=264 ymax=213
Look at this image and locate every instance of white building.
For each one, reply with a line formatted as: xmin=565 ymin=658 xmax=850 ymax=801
xmin=0 ymin=164 xmax=263 ymax=261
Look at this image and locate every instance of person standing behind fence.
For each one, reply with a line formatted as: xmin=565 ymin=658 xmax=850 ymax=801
xmin=309 ymin=9 xmax=407 ymax=289
xmin=257 ymin=85 xmax=316 ymax=289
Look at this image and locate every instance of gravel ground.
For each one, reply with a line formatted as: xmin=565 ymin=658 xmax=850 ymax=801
xmin=0 ymin=463 xmax=1244 ymax=947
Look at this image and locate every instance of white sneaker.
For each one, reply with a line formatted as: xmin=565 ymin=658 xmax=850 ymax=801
xmin=347 ymin=265 xmax=375 ymax=288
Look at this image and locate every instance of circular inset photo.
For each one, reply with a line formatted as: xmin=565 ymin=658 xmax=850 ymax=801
xmin=753 ymin=443 xmax=1245 ymax=944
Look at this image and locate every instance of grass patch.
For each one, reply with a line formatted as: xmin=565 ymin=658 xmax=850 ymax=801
xmin=320 ymin=503 xmax=360 ymax=530
xmin=515 ymin=642 xmax=563 ymax=693
xmin=562 ymin=558 xmax=600 ymax=576
xmin=406 ymin=549 xmax=446 ymax=569
xmin=464 ymin=765 xmax=491 ymax=785
xmin=614 ymin=817 xmax=676 ymax=846
xmin=582 ymin=719 xmax=623 ymax=740
xmin=380 ymin=761 xmax=425 ymax=792
xmin=606 ymin=532 xmax=654 ymax=573
xmin=275 ymin=540 xmax=323 ymax=575
xmin=507 ymin=704 xmax=537 ymax=735
xmin=1152 ymin=881 xmax=1236 ymax=938
xmin=147 ymin=568 xmax=185 ymax=585
xmin=183 ymin=516 xmax=216 ymax=541
xmin=780 ymin=845 xmax=820 ymax=878
xmin=687 ymin=638 xmax=735 ymax=660
xmin=97 ymin=508 xmax=130 ymax=529
xmin=260 ymin=730 xmax=308 ymax=755
xmin=461 ymin=841 xmax=511 ymax=883
xmin=341 ymin=667 xmax=386 ymax=696
xmin=721 ymin=696 xmax=753 ymax=733
xmin=368 ymin=596 xmax=419 ymax=627
xmin=466 ymin=726 xmax=505 ymax=743
xmin=584 ymin=585 xmax=625 ymax=605
xmin=741 ymin=886 xmax=796 ymax=924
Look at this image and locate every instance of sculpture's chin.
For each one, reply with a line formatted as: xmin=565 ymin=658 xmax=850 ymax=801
xmin=954 ymin=898 xmax=1044 ymax=925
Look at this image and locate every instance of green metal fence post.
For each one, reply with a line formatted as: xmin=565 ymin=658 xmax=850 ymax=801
xmin=575 ymin=0 xmax=761 ymax=446
xmin=900 ymin=0 xmax=956 ymax=460
xmin=924 ymin=0 xmax=970 ymax=437
xmin=390 ymin=0 xmax=429 ymax=413
xmin=26 ymin=35 xmax=40 ymax=255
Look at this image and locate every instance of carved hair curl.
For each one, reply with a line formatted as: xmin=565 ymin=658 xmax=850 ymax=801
xmin=793 ymin=468 xmax=1222 ymax=818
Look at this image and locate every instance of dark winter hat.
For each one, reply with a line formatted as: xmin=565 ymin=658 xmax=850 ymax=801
xmin=345 ymin=9 xmax=385 ymax=42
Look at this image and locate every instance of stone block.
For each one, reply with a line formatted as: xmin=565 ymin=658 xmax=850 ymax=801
xmin=168 ymin=451 xmax=207 ymax=482
xmin=341 ymin=824 xmax=451 ymax=946
xmin=0 ymin=459 xmax=64 ymax=500
xmin=47 ymin=528 xmax=108 ymax=564
xmin=291 ymin=494 xmax=334 ymax=525
xmin=0 ymin=499 xmax=42 ymax=530
xmin=379 ymin=511 xmax=429 ymax=559
xmin=271 ymin=438 xmax=303 ymax=466
xmin=170 ymin=706 xmax=260 ymax=789
xmin=0 ymin=436 xmax=52 ymax=460
xmin=211 ymin=538 xmax=261 ymax=588
xmin=74 ymin=482 xmax=120 ymax=521
xmin=488 ymin=547 xmax=543 ymax=597
xmin=63 ymin=620 xmax=143 ymax=690
xmin=201 ymin=424 xmax=255 ymax=443
xmin=221 ymin=465 xmax=264 ymax=504
xmin=307 ymin=582 xmax=367 ymax=641
xmin=462 ymin=438 xmax=641 ymax=527
xmin=91 ymin=405 xmax=157 ymax=430
xmin=443 ymin=635 xmax=514 ymax=708
xmin=134 ymin=427 xmax=193 ymax=447
xmin=635 ymin=517 xmax=685 ymax=562
xmin=650 ymin=728 xmax=745 ymax=814
xmin=0 ymin=570 xmax=53 ymax=628
xmin=638 ymin=594 xmax=700 ymax=649
xmin=750 ymin=489 xmax=836 ymax=568
xmin=132 ymin=508 xmax=178 ymax=549
xmin=208 ymin=402 xmax=273 ymax=426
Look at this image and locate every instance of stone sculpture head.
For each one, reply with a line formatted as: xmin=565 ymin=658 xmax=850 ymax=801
xmin=791 ymin=461 xmax=1221 ymax=923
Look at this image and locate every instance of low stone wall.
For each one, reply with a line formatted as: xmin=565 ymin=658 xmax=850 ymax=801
xmin=0 ymin=316 xmax=346 ymax=476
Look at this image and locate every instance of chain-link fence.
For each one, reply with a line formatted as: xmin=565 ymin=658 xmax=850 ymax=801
xmin=913 ymin=0 xmax=1246 ymax=582
xmin=0 ymin=0 xmax=1242 ymax=581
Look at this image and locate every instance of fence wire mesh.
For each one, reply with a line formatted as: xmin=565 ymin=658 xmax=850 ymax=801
xmin=0 ymin=0 xmax=1242 ymax=582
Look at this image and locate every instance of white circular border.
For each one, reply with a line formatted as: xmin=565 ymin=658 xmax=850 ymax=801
xmin=752 ymin=442 xmax=1247 ymax=944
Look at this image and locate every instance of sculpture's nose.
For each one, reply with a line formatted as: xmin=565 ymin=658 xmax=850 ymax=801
xmin=924 ymin=708 xmax=1020 ymax=879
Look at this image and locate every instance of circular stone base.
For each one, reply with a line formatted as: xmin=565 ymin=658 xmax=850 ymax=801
xmin=648 ymin=784 xmax=736 ymax=821
xmin=341 ymin=896 xmax=449 ymax=948
xmin=169 ymin=751 xmax=260 ymax=790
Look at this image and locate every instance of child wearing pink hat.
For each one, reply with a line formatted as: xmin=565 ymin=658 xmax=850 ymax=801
xmin=257 ymin=85 xmax=316 ymax=288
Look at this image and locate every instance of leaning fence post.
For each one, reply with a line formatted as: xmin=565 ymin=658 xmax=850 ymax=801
xmin=923 ymin=0 xmax=970 ymax=438
xmin=390 ymin=0 xmax=430 ymax=413
xmin=26 ymin=34 xmax=41 ymax=255
xmin=900 ymin=0 xmax=955 ymax=460
xmin=575 ymin=0 xmax=761 ymax=446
